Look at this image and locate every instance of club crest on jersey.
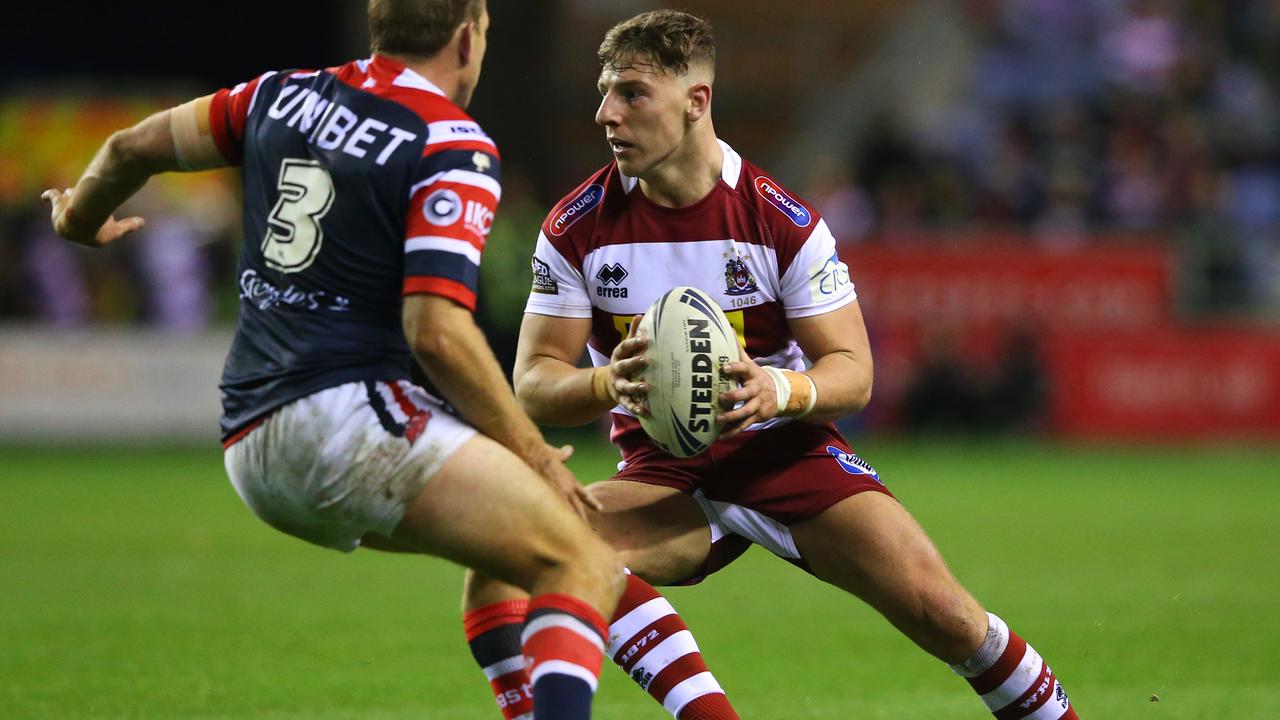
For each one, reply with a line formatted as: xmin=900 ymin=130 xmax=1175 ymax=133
xmin=424 ymin=188 xmax=463 ymax=226
xmin=531 ymin=256 xmax=559 ymax=294
xmin=826 ymin=446 xmax=882 ymax=483
xmin=550 ymin=184 xmax=604 ymax=237
xmin=723 ymin=250 xmax=759 ymax=296
xmin=755 ymin=176 xmax=811 ymax=228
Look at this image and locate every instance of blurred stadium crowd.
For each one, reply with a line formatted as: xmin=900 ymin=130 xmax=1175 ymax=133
xmin=808 ymin=0 xmax=1280 ymax=313
xmin=2 ymin=0 xmax=1277 ymax=436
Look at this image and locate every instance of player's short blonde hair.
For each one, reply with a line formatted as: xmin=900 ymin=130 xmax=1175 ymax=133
xmin=368 ymin=0 xmax=484 ymax=59
xmin=598 ymin=10 xmax=716 ymax=78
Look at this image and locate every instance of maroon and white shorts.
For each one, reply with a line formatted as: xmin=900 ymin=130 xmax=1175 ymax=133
xmin=612 ymin=418 xmax=893 ymax=581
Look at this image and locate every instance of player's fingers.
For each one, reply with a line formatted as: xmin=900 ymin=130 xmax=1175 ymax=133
xmin=626 ymin=314 xmax=644 ymax=339
xmin=613 ymin=355 xmax=648 ymax=376
xmin=555 ymin=444 xmax=574 ymax=462
xmin=716 ymin=399 xmax=756 ymax=428
xmin=619 ymin=393 xmax=649 ymax=417
xmin=718 ymin=385 xmax=749 ymax=406
xmin=104 ymin=216 xmax=146 ymax=242
xmin=722 ymin=410 xmax=758 ymax=436
xmin=616 ymin=336 xmax=649 ymax=358
xmin=719 ymin=376 xmax=762 ymax=406
xmin=616 ymin=380 xmax=647 ymax=397
xmin=40 ymin=189 xmax=61 ymax=204
xmin=720 ymin=361 xmax=751 ymax=380
xmin=576 ymin=484 xmax=603 ymax=513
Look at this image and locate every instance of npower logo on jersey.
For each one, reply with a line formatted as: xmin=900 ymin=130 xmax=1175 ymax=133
xmin=754 ymin=177 xmax=811 ymax=228
xmin=550 ymin=184 xmax=604 ymax=236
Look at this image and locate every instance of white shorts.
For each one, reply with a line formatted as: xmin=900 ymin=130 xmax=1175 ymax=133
xmin=223 ymin=380 xmax=476 ymax=551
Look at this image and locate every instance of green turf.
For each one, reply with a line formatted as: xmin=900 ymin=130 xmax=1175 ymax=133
xmin=2 ymin=438 xmax=1278 ymax=719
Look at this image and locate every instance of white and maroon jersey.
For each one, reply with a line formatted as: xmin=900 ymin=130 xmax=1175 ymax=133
xmin=525 ymin=141 xmax=855 ymax=448
xmin=210 ymin=55 xmax=501 ymax=441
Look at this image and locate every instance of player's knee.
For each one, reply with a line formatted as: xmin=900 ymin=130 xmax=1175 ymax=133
xmin=573 ymin=535 xmax=627 ymax=603
xmin=563 ymin=532 xmax=627 ymax=604
xmin=913 ymin=584 xmax=986 ymax=663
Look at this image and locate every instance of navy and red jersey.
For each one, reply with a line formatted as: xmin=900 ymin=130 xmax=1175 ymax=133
xmin=211 ymin=55 xmax=500 ymax=441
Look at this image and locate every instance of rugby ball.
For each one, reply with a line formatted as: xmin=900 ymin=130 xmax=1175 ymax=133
xmin=635 ymin=286 xmax=740 ymax=457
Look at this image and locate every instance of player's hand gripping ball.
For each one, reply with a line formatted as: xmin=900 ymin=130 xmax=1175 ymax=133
xmin=635 ymin=286 xmax=740 ymax=457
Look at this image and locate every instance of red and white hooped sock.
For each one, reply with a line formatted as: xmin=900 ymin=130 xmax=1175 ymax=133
xmin=464 ymin=599 xmax=533 ymax=720
xmin=522 ymin=594 xmax=609 ymax=720
xmin=951 ymin=613 xmax=1079 ymax=719
xmin=609 ymin=573 xmax=740 ymax=719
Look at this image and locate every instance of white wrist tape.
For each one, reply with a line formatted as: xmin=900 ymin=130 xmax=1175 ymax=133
xmin=760 ymin=366 xmax=790 ymax=415
xmin=760 ymin=366 xmax=818 ymax=417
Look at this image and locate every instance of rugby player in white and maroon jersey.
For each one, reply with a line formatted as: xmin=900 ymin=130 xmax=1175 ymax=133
xmin=461 ymin=10 xmax=1081 ymax=720
xmin=41 ymin=2 xmax=626 ymax=717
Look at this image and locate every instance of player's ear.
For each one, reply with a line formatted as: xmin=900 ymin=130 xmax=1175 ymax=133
xmin=686 ymin=81 xmax=712 ymax=122
xmin=456 ymin=20 xmax=475 ymax=67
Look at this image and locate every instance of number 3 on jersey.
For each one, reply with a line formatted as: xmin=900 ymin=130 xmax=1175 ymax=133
xmin=263 ymin=159 xmax=335 ymax=273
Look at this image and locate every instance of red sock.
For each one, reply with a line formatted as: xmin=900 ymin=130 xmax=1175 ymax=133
xmin=952 ymin=613 xmax=1078 ymax=719
xmin=464 ymin=599 xmax=532 ymax=719
xmin=522 ymin=594 xmax=609 ymax=720
xmin=609 ymin=573 xmax=740 ymax=719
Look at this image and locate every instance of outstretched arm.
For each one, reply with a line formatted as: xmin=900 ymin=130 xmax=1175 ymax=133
xmin=42 ymin=95 xmax=225 ymax=247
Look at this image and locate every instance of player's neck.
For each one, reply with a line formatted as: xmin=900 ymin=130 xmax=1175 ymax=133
xmin=638 ymin=128 xmax=723 ymax=208
xmin=383 ymin=53 xmax=469 ymax=107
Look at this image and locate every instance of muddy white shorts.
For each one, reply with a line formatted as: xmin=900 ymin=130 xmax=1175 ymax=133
xmin=223 ymin=380 xmax=476 ymax=551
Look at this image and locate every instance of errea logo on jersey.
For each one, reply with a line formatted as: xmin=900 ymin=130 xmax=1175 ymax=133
xmin=754 ymin=177 xmax=811 ymax=228
xmin=550 ymin=184 xmax=604 ymax=236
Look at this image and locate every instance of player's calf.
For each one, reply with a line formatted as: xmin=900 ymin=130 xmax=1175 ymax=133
xmin=465 ymin=597 xmax=534 ymax=719
xmin=608 ymin=572 xmax=739 ymax=719
xmin=464 ymin=572 xmax=740 ymax=719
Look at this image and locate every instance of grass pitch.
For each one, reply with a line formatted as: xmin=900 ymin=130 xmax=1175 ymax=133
xmin=2 ymin=437 xmax=1278 ymax=719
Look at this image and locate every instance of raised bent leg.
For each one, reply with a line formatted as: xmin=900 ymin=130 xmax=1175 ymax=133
xmin=790 ymin=492 xmax=1078 ymax=719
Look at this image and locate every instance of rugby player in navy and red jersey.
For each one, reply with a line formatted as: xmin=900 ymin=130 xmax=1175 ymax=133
xmin=41 ymin=2 xmax=624 ymax=717
xmin=459 ymin=10 xmax=1082 ymax=720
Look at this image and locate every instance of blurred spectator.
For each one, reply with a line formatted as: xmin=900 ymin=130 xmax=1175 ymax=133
xmin=804 ymin=160 xmax=876 ymax=244
xmin=901 ymin=322 xmax=1048 ymax=435
xmin=19 ymin=212 xmax=92 ymax=327
xmin=902 ymin=325 xmax=983 ymax=432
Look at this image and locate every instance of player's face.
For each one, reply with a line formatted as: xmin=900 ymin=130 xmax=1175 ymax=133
xmin=595 ymin=65 xmax=693 ymax=177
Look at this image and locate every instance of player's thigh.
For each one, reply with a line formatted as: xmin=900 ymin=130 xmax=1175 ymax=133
xmin=390 ymin=433 xmax=618 ymax=597
xmin=586 ymin=480 xmax=711 ymax=586
xmin=789 ymin=492 xmax=986 ymax=662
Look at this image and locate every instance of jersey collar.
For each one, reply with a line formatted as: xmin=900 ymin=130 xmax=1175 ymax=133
xmin=618 ymin=139 xmax=743 ymax=194
xmin=364 ymin=54 xmax=448 ymax=98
